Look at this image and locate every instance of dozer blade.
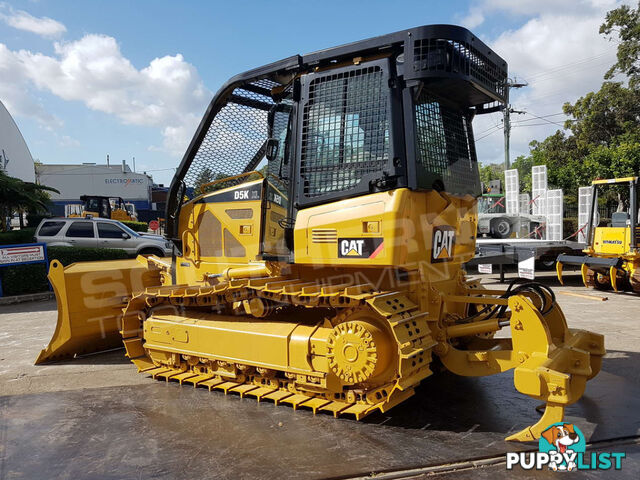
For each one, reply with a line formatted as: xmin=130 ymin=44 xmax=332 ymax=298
xmin=556 ymin=254 xmax=624 ymax=290
xmin=35 ymin=258 xmax=162 ymax=364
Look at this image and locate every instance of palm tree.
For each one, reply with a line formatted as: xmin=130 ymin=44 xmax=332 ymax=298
xmin=0 ymin=170 xmax=59 ymax=231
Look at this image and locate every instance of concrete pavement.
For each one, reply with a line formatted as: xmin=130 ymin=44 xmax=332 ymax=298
xmin=1 ymin=270 xmax=639 ymax=479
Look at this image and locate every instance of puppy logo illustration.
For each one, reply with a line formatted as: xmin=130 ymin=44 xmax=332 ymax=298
xmin=539 ymin=423 xmax=586 ymax=472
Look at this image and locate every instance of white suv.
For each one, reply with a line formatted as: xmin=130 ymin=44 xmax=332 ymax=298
xmin=34 ymin=217 xmax=172 ymax=257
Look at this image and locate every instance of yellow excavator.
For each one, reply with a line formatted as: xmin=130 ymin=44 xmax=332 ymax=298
xmin=557 ymin=177 xmax=639 ymax=293
xmin=35 ymin=25 xmax=604 ymax=442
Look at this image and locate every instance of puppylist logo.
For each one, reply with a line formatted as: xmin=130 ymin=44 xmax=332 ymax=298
xmin=506 ymin=423 xmax=625 ymax=472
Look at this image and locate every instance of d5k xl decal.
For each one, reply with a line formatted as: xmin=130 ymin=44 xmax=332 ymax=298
xmin=338 ymin=238 xmax=384 ymax=259
xmin=431 ymin=226 xmax=455 ymax=263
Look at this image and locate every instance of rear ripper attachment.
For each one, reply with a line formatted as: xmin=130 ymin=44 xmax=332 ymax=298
xmin=437 ymin=281 xmax=604 ymax=441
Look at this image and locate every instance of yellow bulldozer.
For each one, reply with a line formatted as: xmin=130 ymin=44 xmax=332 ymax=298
xmin=35 ymin=25 xmax=604 ymax=442
xmin=68 ymin=195 xmax=138 ymax=222
xmin=557 ymin=177 xmax=639 ymax=293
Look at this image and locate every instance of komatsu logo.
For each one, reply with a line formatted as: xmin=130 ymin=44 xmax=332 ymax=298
xmin=432 ymin=226 xmax=455 ymax=263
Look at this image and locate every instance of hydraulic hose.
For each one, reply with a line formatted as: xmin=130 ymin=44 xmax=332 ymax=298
xmin=462 ymin=278 xmax=557 ymax=323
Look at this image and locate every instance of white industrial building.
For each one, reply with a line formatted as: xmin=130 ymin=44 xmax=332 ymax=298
xmin=0 ymin=100 xmax=36 ymax=183
xmin=36 ymin=161 xmax=153 ymax=216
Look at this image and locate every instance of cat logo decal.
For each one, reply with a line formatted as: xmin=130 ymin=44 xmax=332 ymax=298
xmin=432 ymin=226 xmax=455 ymax=263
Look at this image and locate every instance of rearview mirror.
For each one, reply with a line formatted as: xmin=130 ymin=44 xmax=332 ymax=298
xmin=266 ymin=138 xmax=279 ymax=161
xmin=121 ymin=233 xmax=130 ymax=239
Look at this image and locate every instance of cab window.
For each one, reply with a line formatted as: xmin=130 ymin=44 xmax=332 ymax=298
xmin=65 ymin=222 xmax=95 ymax=238
xmin=38 ymin=221 xmax=65 ymax=237
xmin=98 ymin=223 xmax=126 ymax=238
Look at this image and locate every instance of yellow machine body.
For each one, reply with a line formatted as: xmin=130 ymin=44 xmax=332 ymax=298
xmin=557 ymin=177 xmax=640 ymax=292
xmin=38 ymin=179 xmax=605 ymax=441
xmin=37 ymin=25 xmax=605 ymax=442
xmin=36 ymin=257 xmax=162 ymax=364
xmin=69 ymin=195 xmax=137 ymax=222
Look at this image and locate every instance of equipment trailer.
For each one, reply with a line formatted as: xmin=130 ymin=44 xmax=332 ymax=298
xmin=469 ymin=238 xmax=586 ymax=281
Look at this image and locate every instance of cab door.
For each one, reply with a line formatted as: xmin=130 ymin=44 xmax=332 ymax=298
xmin=63 ymin=221 xmax=98 ymax=248
xmin=97 ymin=221 xmax=138 ymax=254
xmin=260 ymin=90 xmax=294 ymax=259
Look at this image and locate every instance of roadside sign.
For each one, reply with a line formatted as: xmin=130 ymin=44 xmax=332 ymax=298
xmin=149 ymin=220 xmax=159 ymax=231
xmin=0 ymin=244 xmax=45 ymax=266
xmin=0 ymin=243 xmax=50 ymax=297
xmin=478 ymin=264 xmax=493 ymax=274
xmin=518 ymin=255 xmax=535 ymax=280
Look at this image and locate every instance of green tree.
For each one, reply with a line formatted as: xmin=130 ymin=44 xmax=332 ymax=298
xmin=562 ymin=82 xmax=640 ymax=149
xmin=0 ymin=170 xmax=59 ymax=231
xmin=479 ymin=162 xmax=504 ymax=192
xmin=193 ymin=167 xmax=214 ymax=194
xmin=601 ymin=1 xmax=640 ymax=87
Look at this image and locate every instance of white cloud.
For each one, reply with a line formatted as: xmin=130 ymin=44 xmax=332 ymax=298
xmin=158 ymin=114 xmax=201 ymax=157
xmin=0 ymin=5 xmax=66 ymax=38
xmin=461 ymin=8 xmax=485 ymax=29
xmin=0 ymin=43 xmax=63 ymax=129
xmin=460 ymin=0 xmax=621 ymax=26
xmin=58 ymin=135 xmax=79 ymax=148
xmin=1 ymin=32 xmax=211 ymax=157
xmin=467 ymin=2 xmax=623 ymax=170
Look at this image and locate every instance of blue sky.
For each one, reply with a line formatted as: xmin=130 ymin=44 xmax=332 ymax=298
xmin=0 ymin=0 xmax=626 ymax=185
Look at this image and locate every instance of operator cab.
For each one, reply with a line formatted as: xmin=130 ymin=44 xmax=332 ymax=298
xmin=167 ymin=25 xmax=507 ymax=266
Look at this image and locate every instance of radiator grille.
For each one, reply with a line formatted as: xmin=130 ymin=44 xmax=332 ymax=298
xmin=311 ymin=228 xmax=338 ymax=243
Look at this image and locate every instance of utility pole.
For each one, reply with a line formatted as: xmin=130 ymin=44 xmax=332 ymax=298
xmin=503 ymin=78 xmax=527 ymax=170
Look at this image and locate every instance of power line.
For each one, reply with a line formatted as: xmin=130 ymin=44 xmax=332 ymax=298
xmin=511 ymin=112 xmax=566 ymax=125
xmin=142 ymin=167 xmax=178 ymax=172
xmin=509 ymin=61 xmax=614 ymax=105
xmin=518 ymin=51 xmax=615 ymax=82
xmin=512 ymin=122 xmax=561 ymax=127
xmin=521 ymin=111 xmax=566 ymax=128
xmin=476 ymin=128 xmax=503 ymax=142
xmin=476 ymin=123 xmax=503 ymax=136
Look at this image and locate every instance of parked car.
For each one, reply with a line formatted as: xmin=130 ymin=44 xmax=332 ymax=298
xmin=34 ymin=217 xmax=172 ymax=257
